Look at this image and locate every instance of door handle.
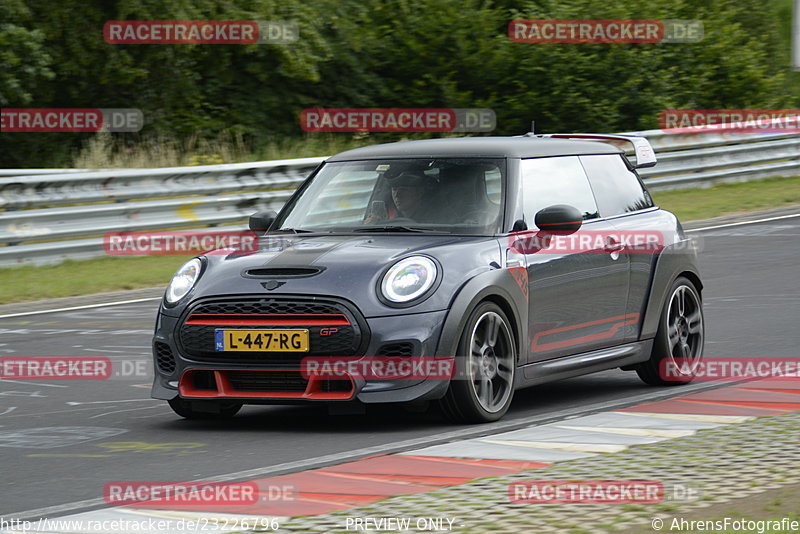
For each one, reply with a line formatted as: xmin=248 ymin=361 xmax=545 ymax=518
xmin=605 ymin=237 xmax=624 ymax=252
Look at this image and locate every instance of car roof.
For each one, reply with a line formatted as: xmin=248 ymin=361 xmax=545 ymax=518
xmin=326 ymin=136 xmax=624 ymax=161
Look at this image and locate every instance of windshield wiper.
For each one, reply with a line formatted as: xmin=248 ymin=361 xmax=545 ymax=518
xmin=274 ymin=228 xmax=315 ymax=233
xmin=354 ymin=225 xmax=440 ymax=233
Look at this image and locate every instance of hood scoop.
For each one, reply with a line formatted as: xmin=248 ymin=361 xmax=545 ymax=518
xmin=243 ymin=266 xmax=324 ymax=278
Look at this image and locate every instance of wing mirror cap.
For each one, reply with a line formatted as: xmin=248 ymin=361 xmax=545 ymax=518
xmin=534 ymin=205 xmax=583 ymax=232
xmin=249 ymin=210 xmax=278 ymax=233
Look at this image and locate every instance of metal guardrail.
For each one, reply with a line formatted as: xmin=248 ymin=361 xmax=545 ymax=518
xmin=0 ymin=169 xmax=95 ymax=177
xmin=1 ymin=129 xmax=798 ymax=266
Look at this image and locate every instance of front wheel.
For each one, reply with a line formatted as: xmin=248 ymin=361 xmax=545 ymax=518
xmin=168 ymin=398 xmax=243 ymax=419
xmin=439 ymin=302 xmax=516 ymax=423
xmin=636 ymin=276 xmax=704 ymax=386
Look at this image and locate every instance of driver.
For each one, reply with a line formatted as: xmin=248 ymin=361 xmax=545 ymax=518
xmin=365 ymin=171 xmax=440 ymax=223
xmin=389 ymin=171 xmax=432 ymax=219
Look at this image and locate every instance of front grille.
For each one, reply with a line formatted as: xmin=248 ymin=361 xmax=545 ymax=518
xmin=227 ymin=370 xmax=307 ymax=392
xmin=191 ymin=300 xmax=341 ymax=316
xmin=177 ymin=297 xmax=367 ymax=365
xmin=376 ymin=342 xmax=415 ymax=357
xmin=154 ymin=342 xmax=176 ymax=374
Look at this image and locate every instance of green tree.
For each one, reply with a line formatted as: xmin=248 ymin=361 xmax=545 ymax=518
xmin=1 ymin=0 xmax=797 ymax=167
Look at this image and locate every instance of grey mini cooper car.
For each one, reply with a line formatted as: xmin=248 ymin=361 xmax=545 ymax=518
xmin=152 ymin=134 xmax=704 ymax=423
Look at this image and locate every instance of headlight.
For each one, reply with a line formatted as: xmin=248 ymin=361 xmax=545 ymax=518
xmin=380 ymin=256 xmax=438 ymax=304
xmin=165 ymin=258 xmax=203 ymax=304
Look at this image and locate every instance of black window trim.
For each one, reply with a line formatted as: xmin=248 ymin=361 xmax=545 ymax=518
xmin=504 ymin=153 xmax=661 ymax=234
xmin=517 ymin=154 xmax=602 ymax=224
xmin=578 ymin=152 xmax=658 ymax=221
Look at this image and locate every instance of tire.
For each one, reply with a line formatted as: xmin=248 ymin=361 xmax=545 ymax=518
xmin=168 ymin=397 xmax=243 ymax=419
xmin=636 ymin=276 xmax=704 ymax=386
xmin=439 ymin=302 xmax=516 ymax=423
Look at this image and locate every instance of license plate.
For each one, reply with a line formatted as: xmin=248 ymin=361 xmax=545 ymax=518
xmin=215 ymin=329 xmax=309 ymax=352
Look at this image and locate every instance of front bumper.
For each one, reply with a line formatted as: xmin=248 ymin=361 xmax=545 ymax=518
xmin=151 ymin=296 xmax=450 ymax=404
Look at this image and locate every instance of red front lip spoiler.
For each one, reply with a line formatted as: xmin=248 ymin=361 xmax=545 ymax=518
xmin=178 ymin=368 xmax=355 ymax=400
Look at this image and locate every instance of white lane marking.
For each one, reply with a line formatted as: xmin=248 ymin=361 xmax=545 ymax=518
xmin=0 ymin=426 xmax=128 ymax=449
xmin=687 ymin=212 xmax=800 ymax=233
xmin=0 ymin=407 xmax=17 ymax=415
xmin=88 ymin=404 xmax=164 ymax=419
xmin=83 ymin=348 xmax=129 ymax=353
xmin=481 ymin=439 xmax=627 ymax=453
xmin=5 ymin=497 xmax=110 ymax=523
xmin=0 ymin=297 xmax=161 ymax=319
xmin=555 ymin=425 xmax=695 ymax=438
xmin=0 ymin=391 xmax=46 ymax=398
xmin=66 ymin=399 xmax=157 ymax=406
xmin=617 ymin=412 xmax=752 ymax=423
xmin=0 ymin=405 xmax=147 ymax=419
xmin=1 ymin=379 xmax=67 ymax=388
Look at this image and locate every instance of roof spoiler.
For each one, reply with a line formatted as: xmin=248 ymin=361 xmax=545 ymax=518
xmin=539 ymin=133 xmax=657 ymax=169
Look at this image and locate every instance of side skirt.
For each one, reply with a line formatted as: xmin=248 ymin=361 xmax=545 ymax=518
xmin=518 ymin=340 xmax=653 ymax=388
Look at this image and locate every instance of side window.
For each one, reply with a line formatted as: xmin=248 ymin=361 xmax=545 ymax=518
xmin=520 ymin=156 xmax=600 ymax=223
xmin=579 ymin=154 xmax=654 ymax=217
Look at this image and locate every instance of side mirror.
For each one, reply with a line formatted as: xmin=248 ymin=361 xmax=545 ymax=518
xmin=249 ymin=210 xmax=277 ymax=233
xmin=534 ymin=205 xmax=582 ymax=232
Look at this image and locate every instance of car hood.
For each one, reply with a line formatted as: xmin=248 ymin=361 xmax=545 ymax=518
xmin=171 ymin=233 xmax=502 ymax=318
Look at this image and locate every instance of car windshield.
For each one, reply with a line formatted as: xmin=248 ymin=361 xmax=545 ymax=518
xmin=275 ymin=158 xmax=506 ymax=235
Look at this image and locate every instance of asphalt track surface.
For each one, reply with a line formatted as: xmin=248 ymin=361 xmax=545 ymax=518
xmin=1 ymin=216 xmax=798 ymax=517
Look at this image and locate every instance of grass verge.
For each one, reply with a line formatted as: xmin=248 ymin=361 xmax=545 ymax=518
xmin=1 ymin=176 xmax=798 ymax=304
xmin=0 ymin=256 xmax=182 ymax=304
xmin=650 ymin=175 xmax=800 ymax=221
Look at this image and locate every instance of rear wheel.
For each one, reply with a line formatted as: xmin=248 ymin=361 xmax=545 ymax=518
xmin=440 ymin=302 xmax=516 ymax=423
xmin=636 ymin=276 xmax=704 ymax=386
xmin=168 ymin=398 xmax=243 ymax=419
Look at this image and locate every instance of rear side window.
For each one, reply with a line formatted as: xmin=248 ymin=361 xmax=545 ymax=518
xmin=579 ymin=154 xmax=654 ymax=217
xmin=520 ymin=156 xmax=600 ymax=222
